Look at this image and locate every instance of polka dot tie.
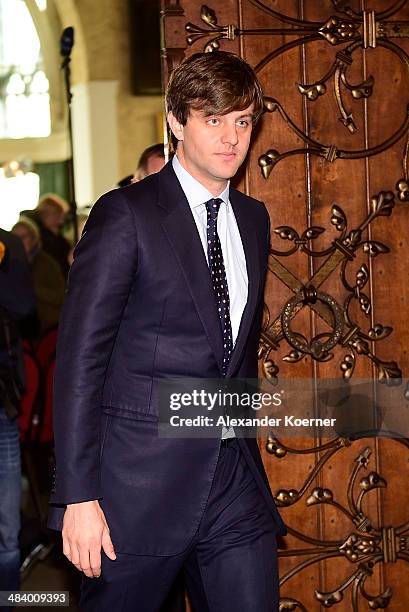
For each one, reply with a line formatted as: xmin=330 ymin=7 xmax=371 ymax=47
xmin=205 ymin=198 xmax=233 ymax=377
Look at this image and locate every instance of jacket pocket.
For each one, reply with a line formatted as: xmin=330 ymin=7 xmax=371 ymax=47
xmin=102 ymin=405 xmax=158 ymax=422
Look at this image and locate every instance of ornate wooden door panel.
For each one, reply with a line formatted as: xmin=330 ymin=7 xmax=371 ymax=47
xmin=161 ymin=1 xmax=409 ymax=609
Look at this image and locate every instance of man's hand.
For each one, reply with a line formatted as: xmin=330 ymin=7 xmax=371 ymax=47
xmin=62 ymin=500 xmax=116 ymax=578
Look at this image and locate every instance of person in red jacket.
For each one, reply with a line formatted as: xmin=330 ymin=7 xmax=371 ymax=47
xmin=0 ymin=228 xmax=35 ymax=610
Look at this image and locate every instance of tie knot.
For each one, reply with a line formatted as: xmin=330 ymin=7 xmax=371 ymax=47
xmin=205 ymin=198 xmax=223 ymax=221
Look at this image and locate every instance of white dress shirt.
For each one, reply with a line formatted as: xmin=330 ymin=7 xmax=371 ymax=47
xmin=172 ymin=156 xmax=249 ymax=439
xmin=172 ymin=155 xmax=248 ymax=344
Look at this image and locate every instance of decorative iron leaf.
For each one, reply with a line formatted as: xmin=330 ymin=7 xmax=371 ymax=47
xmin=263 ymin=97 xmax=279 ymax=113
xmin=367 ymin=587 xmax=392 ymax=610
xmin=368 ymin=324 xmax=392 ymax=340
xmin=274 ymin=226 xmax=299 ymax=241
xmin=186 ymin=32 xmax=201 ymax=45
xmin=266 ymin=438 xmax=287 ymax=458
xmin=315 ymin=589 xmax=343 ymax=606
xmin=339 ymin=534 xmax=360 ymax=562
xmin=263 ymin=359 xmax=279 ymax=383
xmin=378 ymin=361 xmax=402 ymax=384
xmin=298 ymin=83 xmax=326 ymax=101
xmin=341 ymin=353 xmax=355 ymax=379
xmin=204 ymin=38 xmax=220 ymax=53
xmin=344 ymin=228 xmax=362 ymax=248
xmin=396 ymin=178 xmax=409 ymax=202
xmin=279 ymin=598 xmax=306 ymax=611
xmin=355 ymin=538 xmax=378 ymax=555
xmin=360 ymin=471 xmax=386 ymax=491
xmin=351 ymin=337 xmax=369 ymax=355
xmin=358 ymin=293 xmax=371 ymax=316
xmin=259 ymin=149 xmax=281 ymax=179
xmin=283 ymin=349 xmax=304 ymax=363
xmin=304 ymin=226 xmax=325 ymax=240
xmin=331 ymin=204 xmax=347 ymax=231
xmin=275 ymin=488 xmax=299 ymax=506
xmin=356 ymin=263 xmax=369 ymax=288
xmin=370 ymin=191 xmax=395 ymax=217
xmin=201 ymin=5 xmax=217 ymax=26
xmin=351 ymin=75 xmax=374 ymax=99
xmin=340 ymin=534 xmax=378 ymax=560
xmin=362 ymin=241 xmax=390 ymax=257
xmin=319 ymin=16 xmax=359 ymax=45
xmin=307 ymin=487 xmax=333 ymax=506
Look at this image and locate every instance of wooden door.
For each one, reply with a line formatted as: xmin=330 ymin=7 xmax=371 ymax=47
xmin=161 ymin=1 xmax=409 ymax=609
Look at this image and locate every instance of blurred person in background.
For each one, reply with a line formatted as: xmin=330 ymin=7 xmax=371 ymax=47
xmin=132 ymin=143 xmax=165 ymax=182
xmin=0 ymin=228 xmax=35 ymax=609
xmin=12 ymin=218 xmax=65 ymax=336
xmin=117 ymin=143 xmax=166 ymax=188
xmin=25 ymin=194 xmax=71 ymax=279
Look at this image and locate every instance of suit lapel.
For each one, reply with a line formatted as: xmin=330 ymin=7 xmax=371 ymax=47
xmin=226 ymin=190 xmax=262 ymax=377
xmin=157 ymin=163 xmax=262 ymax=377
xmin=157 ymin=163 xmax=224 ymax=372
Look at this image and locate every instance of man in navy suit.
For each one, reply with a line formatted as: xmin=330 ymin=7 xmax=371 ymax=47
xmin=49 ymin=51 xmax=285 ymax=611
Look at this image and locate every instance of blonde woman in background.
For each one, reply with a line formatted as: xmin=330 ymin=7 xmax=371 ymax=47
xmin=24 ymin=194 xmax=72 ymax=279
xmin=12 ymin=217 xmax=65 ymax=335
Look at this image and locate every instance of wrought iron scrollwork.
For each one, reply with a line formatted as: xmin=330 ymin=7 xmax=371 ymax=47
xmin=259 ymin=193 xmax=402 ymax=381
xmin=266 ymin=436 xmax=409 ymax=610
xmin=182 ymin=3 xmax=409 ymax=608
xmin=185 ymin=4 xmax=409 ymax=177
xmin=281 ymin=287 xmax=344 ymax=360
xmin=259 ymin=96 xmax=409 ymax=177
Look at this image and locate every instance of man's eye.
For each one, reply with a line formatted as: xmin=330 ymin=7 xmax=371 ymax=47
xmin=237 ymin=120 xmax=249 ymax=127
xmin=207 ymin=118 xmax=219 ymax=125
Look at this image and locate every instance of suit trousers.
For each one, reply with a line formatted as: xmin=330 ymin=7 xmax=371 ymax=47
xmin=80 ymin=438 xmax=279 ymax=612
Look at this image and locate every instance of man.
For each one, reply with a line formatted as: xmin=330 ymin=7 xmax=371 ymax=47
xmin=133 ymin=142 xmax=165 ymax=182
xmin=49 ymin=51 xmax=285 ymax=611
xmin=116 ymin=144 xmax=165 ymax=188
xmin=0 ymin=228 xmax=35 ymax=609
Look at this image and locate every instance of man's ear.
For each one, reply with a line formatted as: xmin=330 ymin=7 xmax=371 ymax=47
xmin=167 ymin=112 xmax=184 ymax=142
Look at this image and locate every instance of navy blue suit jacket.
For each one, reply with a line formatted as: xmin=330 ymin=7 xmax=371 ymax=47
xmin=48 ymin=162 xmax=285 ymax=554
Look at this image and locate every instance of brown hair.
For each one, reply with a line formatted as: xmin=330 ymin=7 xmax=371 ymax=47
xmin=37 ymin=193 xmax=69 ymax=214
xmin=166 ymin=52 xmax=264 ymax=148
xmin=12 ymin=217 xmax=41 ymax=247
xmin=136 ymin=143 xmax=165 ymax=180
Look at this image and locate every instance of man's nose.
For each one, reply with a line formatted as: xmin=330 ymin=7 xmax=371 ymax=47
xmin=221 ymin=122 xmax=238 ymax=146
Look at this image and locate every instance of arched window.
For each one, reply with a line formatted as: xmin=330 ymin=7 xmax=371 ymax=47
xmin=0 ymin=0 xmax=50 ymax=138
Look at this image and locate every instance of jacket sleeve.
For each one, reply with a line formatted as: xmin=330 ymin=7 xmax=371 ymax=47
xmin=51 ymin=189 xmax=138 ymax=504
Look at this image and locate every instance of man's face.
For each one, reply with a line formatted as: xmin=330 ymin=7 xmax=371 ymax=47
xmin=168 ymin=104 xmax=254 ymax=195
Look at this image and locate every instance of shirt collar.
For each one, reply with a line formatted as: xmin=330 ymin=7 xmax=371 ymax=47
xmin=172 ymin=154 xmax=230 ymax=210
